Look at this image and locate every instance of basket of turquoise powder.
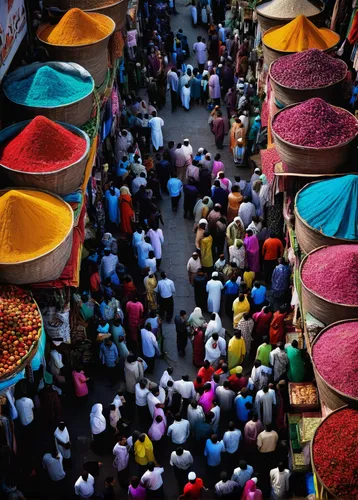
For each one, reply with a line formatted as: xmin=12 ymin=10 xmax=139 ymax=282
xmin=3 ymin=62 xmax=94 ymax=127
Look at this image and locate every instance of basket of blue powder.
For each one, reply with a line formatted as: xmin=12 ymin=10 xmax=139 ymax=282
xmin=3 ymin=62 xmax=94 ymax=127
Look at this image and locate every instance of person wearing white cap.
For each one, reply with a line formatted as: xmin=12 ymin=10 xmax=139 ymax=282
xmin=251 ymin=167 xmax=261 ymax=185
xmin=233 ymin=138 xmax=245 ymax=165
xmin=206 ymin=272 xmax=224 ymax=313
xmin=182 ymin=139 xmax=193 ymax=165
xmin=180 ymin=472 xmax=207 ymax=499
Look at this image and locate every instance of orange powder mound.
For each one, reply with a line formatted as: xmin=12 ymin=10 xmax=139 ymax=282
xmin=43 ymin=8 xmax=113 ymax=46
xmin=263 ymin=15 xmax=340 ymax=52
xmin=0 ymin=190 xmax=73 ymax=263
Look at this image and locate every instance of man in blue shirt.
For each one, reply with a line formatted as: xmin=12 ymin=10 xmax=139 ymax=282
xmin=234 ymin=387 xmax=253 ymax=424
xmin=167 ymin=173 xmax=183 ymax=212
xmin=204 ymin=434 xmax=225 ymax=487
xmin=251 ymin=281 xmax=267 ymax=310
xmin=224 ymin=276 xmax=239 ymax=319
xmin=100 ymin=338 xmax=119 ymax=385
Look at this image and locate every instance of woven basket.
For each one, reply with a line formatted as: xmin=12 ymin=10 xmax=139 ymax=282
xmin=85 ymin=0 xmax=129 ymax=30
xmin=269 ymin=59 xmax=347 ymax=107
xmin=0 ymin=188 xmax=73 ymax=285
xmin=311 ymin=406 xmax=356 ymax=498
xmin=37 ymin=16 xmax=115 ymax=86
xmin=256 ymin=1 xmax=324 ymax=32
xmin=0 ymin=286 xmax=43 ymax=381
xmin=311 ymin=319 xmax=358 ymax=410
xmin=0 ymin=120 xmax=90 ymax=196
xmin=300 ymin=246 xmax=358 ymax=325
xmin=262 ymin=27 xmax=339 ymax=66
xmin=3 ymin=62 xmax=94 ymax=127
xmin=271 ymin=103 xmax=358 ymax=173
xmin=294 ymin=181 xmax=358 ymax=254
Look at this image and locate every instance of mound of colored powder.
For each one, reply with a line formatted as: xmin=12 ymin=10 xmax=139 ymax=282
xmin=0 ymin=190 xmax=72 ymax=263
xmin=271 ymin=49 xmax=347 ymax=89
xmin=5 ymin=66 xmax=93 ymax=107
xmin=0 ymin=116 xmax=87 ymax=173
xmin=263 ymin=15 xmax=339 ymax=52
xmin=313 ymin=322 xmax=358 ymax=397
xmin=42 ymin=8 xmax=113 ymax=46
xmin=301 ymin=245 xmax=358 ymax=305
xmin=257 ymin=0 xmax=320 ymax=19
xmin=313 ymin=408 xmax=358 ymax=498
xmin=272 ymin=98 xmax=358 ymax=147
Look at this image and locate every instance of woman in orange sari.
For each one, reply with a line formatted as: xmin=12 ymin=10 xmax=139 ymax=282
xmin=227 ymin=185 xmax=243 ymax=223
xmin=229 ymin=117 xmax=245 ymax=152
xmin=119 ymin=186 xmax=134 ymax=234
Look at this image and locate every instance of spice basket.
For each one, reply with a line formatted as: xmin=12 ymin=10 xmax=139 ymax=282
xmin=311 ymin=405 xmax=356 ymax=498
xmin=0 ymin=285 xmax=43 ymax=381
xmin=299 ymin=246 xmax=358 ymax=325
xmin=294 ymin=181 xmax=358 ymax=254
xmin=256 ymin=0 xmax=324 ymax=32
xmin=0 ymin=119 xmax=90 ymax=196
xmin=3 ymin=62 xmax=94 ymax=127
xmin=0 ymin=188 xmax=73 ymax=285
xmin=37 ymin=16 xmax=115 ymax=86
xmin=271 ymin=103 xmax=358 ymax=173
xmin=262 ymin=27 xmax=339 ymax=66
xmin=288 ymin=382 xmax=320 ymax=413
xmin=311 ymin=319 xmax=358 ymax=410
xmin=269 ymin=59 xmax=347 ymax=107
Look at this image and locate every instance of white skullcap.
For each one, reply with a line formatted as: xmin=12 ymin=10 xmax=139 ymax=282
xmin=254 ymin=167 xmax=261 ymax=173
xmin=184 ymin=138 xmax=189 ymax=142
xmin=212 ymin=272 xmax=219 ymax=277
xmin=188 ymin=472 xmax=196 ymax=480
xmin=218 ymin=23 xmax=222 ymax=28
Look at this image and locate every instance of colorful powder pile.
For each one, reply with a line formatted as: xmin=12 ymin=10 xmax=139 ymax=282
xmin=272 ymin=98 xmax=358 ymax=147
xmin=257 ymin=0 xmax=320 ymax=19
xmin=271 ymin=49 xmax=347 ymax=89
xmin=0 ymin=116 xmax=87 ymax=173
xmin=313 ymin=408 xmax=358 ymax=498
xmin=313 ymin=322 xmax=358 ymax=397
xmin=263 ymin=15 xmax=339 ymax=52
xmin=42 ymin=8 xmax=113 ymax=46
xmin=301 ymin=245 xmax=358 ymax=305
xmin=0 ymin=190 xmax=72 ymax=263
xmin=5 ymin=66 xmax=93 ymax=107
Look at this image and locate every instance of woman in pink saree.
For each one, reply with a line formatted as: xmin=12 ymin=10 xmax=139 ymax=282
xmin=242 ymin=478 xmax=262 ymax=500
xmin=244 ymin=230 xmax=260 ymax=273
xmin=198 ymin=382 xmax=215 ymax=414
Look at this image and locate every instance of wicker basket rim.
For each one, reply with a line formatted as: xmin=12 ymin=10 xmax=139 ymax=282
xmin=0 ymin=119 xmax=90 ymax=175
xmin=85 ymin=0 xmax=126 ymax=13
xmin=37 ymin=14 xmax=115 ymax=47
xmin=299 ymin=245 xmax=358 ymax=307
xmin=0 ymin=288 xmax=43 ymax=381
xmin=255 ymin=1 xmax=324 ymax=21
xmin=271 ymin=102 xmax=358 ymax=151
xmin=269 ymin=58 xmax=347 ymax=91
xmin=3 ymin=62 xmax=95 ymax=109
xmin=311 ymin=318 xmax=358 ymax=402
xmin=0 ymin=187 xmax=74 ymax=265
xmin=294 ymin=181 xmax=358 ymax=242
xmin=310 ymin=404 xmax=354 ymax=499
xmin=262 ymin=25 xmax=339 ymax=53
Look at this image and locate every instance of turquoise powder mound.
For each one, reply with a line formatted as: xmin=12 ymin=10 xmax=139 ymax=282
xmin=6 ymin=66 xmax=93 ymax=107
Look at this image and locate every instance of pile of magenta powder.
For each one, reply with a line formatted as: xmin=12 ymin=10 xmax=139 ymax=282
xmin=271 ymin=49 xmax=346 ymax=89
xmin=301 ymin=245 xmax=358 ymax=304
xmin=313 ymin=321 xmax=357 ymax=397
xmin=272 ymin=98 xmax=358 ymax=147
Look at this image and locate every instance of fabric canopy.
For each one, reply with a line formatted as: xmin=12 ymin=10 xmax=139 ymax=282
xmin=296 ymin=175 xmax=358 ymax=239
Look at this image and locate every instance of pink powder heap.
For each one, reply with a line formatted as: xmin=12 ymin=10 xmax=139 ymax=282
xmin=313 ymin=322 xmax=358 ymax=397
xmin=272 ymin=98 xmax=358 ymax=147
xmin=301 ymin=245 xmax=358 ymax=305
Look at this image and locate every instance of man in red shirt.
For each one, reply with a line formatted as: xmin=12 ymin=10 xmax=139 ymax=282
xmin=197 ymin=360 xmax=214 ymax=383
xmin=180 ymin=472 xmax=207 ymax=499
xmin=262 ymin=236 xmax=284 ymax=285
xmin=228 ymin=367 xmax=248 ymax=393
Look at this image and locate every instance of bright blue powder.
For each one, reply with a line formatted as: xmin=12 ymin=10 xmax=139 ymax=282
xmin=6 ymin=66 xmax=93 ymax=107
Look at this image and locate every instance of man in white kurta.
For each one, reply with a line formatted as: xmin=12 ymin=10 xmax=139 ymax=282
xmin=181 ymin=85 xmax=191 ymax=110
xmin=206 ymin=273 xmax=224 ymax=313
xmin=149 ymin=114 xmax=164 ymax=151
xmin=146 ymin=227 xmax=164 ymax=267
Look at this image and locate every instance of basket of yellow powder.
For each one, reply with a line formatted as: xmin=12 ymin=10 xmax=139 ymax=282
xmin=37 ymin=8 xmax=115 ymax=85
xmin=0 ymin=189 xmax=74 ymax=285
xmin=262 ymin=15 xmax=340 ymax=66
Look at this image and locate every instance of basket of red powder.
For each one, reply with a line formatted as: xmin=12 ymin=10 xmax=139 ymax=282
xmin=269 ymin=49 xmax=347 ymax=107
xmin=311 ymin=320 xmax=358 ymax=410
xmin=271 ymin=98 xmax=358 ymax=174
xmin=311 ymin=407 xmax=358 ymax=498
xmin=0 ymin=116 xmax=90 ymax=196
xmin=300 ymin=245 xmax=358 ymax=325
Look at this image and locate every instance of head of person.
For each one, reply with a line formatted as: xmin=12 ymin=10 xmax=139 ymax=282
xmin=175 ymin=413 xmax=182 ymax=422
xmin=263 ymin=385 xmax=269 ymax=394
xmin=278 ymin=462 xmax=285 ymax=472
xmin=212 ymin=333 xmax=219 ymax=342
xmin=241 ymin=387 xmax=248 ymax=397
xmin=190 ymin=399 xmax=198 ymax=409
xmin=211 ymin=434 xmax=218 ymax=443
xmin=130 ymin=476 xmax=141 ymax=488
xmin=109 ymin=404 xmax=116 ymax=412
xmin=167 ymin=380 xmax=174 ymax=389
xmin=234 ymin=329 xmax=242 ymax=339
xmin=139 ymin=378 xmax=147 ymax=389
xmin=105 ymin=476 xmax=115 ymax=487
xmin=291 ymin=339 xmax=298 ymax=349
xmin=161 ymin=271 xmax=167 ymax=279
xmin=145 ymin=322 xmax=152 ymax=332
xmin=239 ymin=293 xmax=245 ymax=302
xmin=254 ymin=281 xmax=261 ymax=289
xmin=182 ymin=374 xmax=189 ymax=382
xmin=223 ymin=381 xmax=230 ymax=390
xmin=151 ymin=111 xmax=157 ymax=117
xmin=155 ymin=415 xmax=163 ymax=423
xmin=147 ymin=461 xmax=155 ymax=472
xmin=204 ymin=382 xmax=211 ymax=393
xmin=239 ymin=460 xmax=247 ymax=470
xmin=82 ymin=472 xmax=89 ymax=482
xmin=188 ymin=472 xmax=197 ymax=484
xmin=277 ymin=341 xmax=285 ymax=351
xmin=221 ymin=363 xmax=229 ymax=373
xmin=167 ymin=366 xmax=174 ymax=375
xmin=138 ymin=433 xmax=147 ymax=443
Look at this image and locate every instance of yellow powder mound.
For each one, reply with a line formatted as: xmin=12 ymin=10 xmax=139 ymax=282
xmin=43 ymin=8 xmax=113 ymax=46
xmin=0 ymin=190 xmax=73 ymax=263
xmin=263 ymin=15 xmax=340 ymax=52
